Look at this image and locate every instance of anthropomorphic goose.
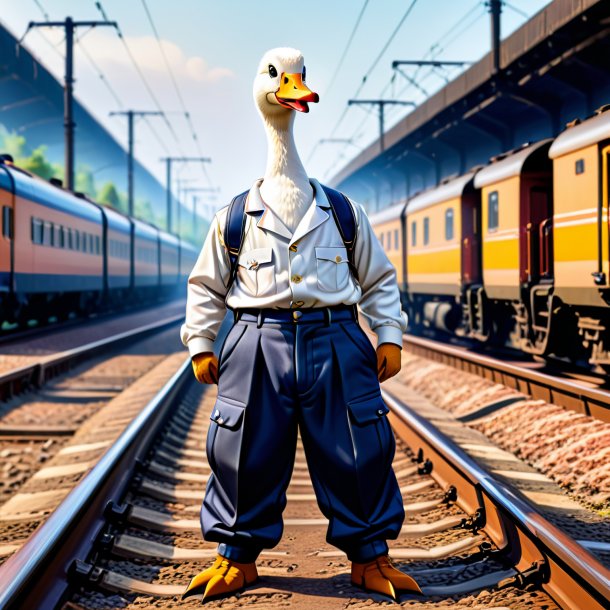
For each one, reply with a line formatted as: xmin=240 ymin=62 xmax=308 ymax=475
xmin=254 ymin=47 xmax=319 ymax=232
xmin=182 ymin=47 xmax=419 ymax=603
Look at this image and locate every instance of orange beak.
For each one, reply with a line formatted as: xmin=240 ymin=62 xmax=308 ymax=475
xmin=275 ymin=73 xmax=319 ymax=113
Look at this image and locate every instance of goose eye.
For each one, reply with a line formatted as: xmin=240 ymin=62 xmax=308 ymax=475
xmin=268 ymin=64 xmax=277 ymax=78
xmin=302 ymin=66 xmax=306 ymax=82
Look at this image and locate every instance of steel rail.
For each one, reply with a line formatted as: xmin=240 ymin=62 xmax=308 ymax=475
xmin=0 ymin=312 xmax=185 ymax=399
xmin=383 ymin=389 xmax=610 ymax=610
xmin=405 ymin=334 xmax=610 ymax=422
xmin=0 ymin=357 xmax=192 ymax=610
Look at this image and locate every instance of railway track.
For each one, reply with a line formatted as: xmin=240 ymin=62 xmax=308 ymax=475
xmin=406 ymin=334 xmax=610 ymax=423
xmin=0 ymin=305 xmax=185 ymax=401
xmin=0 ymin=358 xmax=606 ymax=609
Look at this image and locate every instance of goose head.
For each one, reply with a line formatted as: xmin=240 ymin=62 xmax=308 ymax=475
xmin=253 ymin=47 xmax=319 ymax=120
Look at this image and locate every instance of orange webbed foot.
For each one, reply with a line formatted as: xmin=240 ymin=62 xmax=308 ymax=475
xmin=351 ymin=555 xmax=422 ymax=600
xmin=182 ymin=555 xmax=258 ymax=601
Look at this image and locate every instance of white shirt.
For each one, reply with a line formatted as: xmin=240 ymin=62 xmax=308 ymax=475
xmin=180 ymin=178 xmax=408 ymax=356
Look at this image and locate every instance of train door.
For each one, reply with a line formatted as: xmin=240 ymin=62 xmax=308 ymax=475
xmin=461 ymin=189 xmax=482 ymax=285
xmin=520 ymin=180 xmax=553 ymax=285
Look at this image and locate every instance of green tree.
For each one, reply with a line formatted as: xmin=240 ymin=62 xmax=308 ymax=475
xmin=98 ymin=182 xmax=121 ymax=208
xmin=75 ymin=166 xmax=96 ymax=198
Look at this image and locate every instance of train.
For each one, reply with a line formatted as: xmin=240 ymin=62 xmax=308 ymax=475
xmin=0 ymin=155 xmax=199 ymax=326
xmin=369 ymin=104 xmax=610 ymax=371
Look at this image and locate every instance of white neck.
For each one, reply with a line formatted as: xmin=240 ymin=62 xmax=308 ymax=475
xmin=259 ymin=109 xmax=313 ymax=231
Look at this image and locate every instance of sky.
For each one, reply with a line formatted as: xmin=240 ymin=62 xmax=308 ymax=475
xmin=1 ymin=0 xmax=553 ymax=219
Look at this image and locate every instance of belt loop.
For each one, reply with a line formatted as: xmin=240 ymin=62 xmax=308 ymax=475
xmin=324 ymin=307 xmax=332 ymax=326
xmin=233 ymin=309 xmax=239 ymax=323
xmin=257 ymin=310 xmax=263 ymax=328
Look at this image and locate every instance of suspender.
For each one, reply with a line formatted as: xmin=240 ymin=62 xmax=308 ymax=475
xmin=223 ymin=184 xmax=358 ymax=290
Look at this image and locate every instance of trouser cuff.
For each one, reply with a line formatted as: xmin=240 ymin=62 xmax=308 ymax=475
xmin=346 ymin=540 xmax=389 ymax=563
xmin=217 ymin=543 xmax=260 ymax=563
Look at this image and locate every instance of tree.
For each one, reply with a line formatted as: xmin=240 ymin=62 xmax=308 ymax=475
xmin=98 ymin=182 xmax=121 ymax=209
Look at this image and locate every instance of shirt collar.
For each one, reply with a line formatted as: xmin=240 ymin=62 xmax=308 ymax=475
xmin=245 ymin=177 xmax=331 ymax=213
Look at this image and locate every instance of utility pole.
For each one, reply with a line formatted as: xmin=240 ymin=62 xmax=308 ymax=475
xmin=182 ymin=187 xmax=212 ymax=237
xmin=487 ymin=0 xmax=503 ymax=73
xmin=110 ymin=111 xmax=164 ymax=217
xmin=348 ymin=100 xmax=416 ymax=152
xmin=24 ymin=17 xmax=117 ymax=190
xmin=160 ymin=157 xmax=211 ymax=233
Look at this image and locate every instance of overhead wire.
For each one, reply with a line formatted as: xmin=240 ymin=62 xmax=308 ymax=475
xmin=311 ymin=0 xmax=420 ymax=169
xmin=94 ymin=0 xmax=182 ymax=149
xmin=306 ymin=0 xmax=370 ymax=164
xmin=139 ymin=0 xmax=213 ymax=187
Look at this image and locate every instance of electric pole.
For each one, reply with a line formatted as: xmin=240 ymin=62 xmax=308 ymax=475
xmin=110 ymin=111 xmax=164 ymax=217
xmin=348 ymin=100 xmax=416 ymax=152
xmin=182 ymin=187 xmax=213 ymax=236
xmin=487 ymin=0 xmax=503 ymax=73
xmin=160 ymin=157 xmax=211 ymax=233
xmin=24 ymin=17 xmax=117 ymax=190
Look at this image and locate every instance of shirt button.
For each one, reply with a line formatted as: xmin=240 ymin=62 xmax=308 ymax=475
xmin=293 ymin=310 xmax=302 ymax=320
xmin=289 ymin=244 xmax=298 ymax=252
xmin=291 ymin=274 xmax=302 ymax=284
xmin=377 ymin=409 xmax=385 ymax=416
xmin=213 ymin=410 xmax=220 ymax=419
xmin=335 ymin=255 xmax=342 ymax=263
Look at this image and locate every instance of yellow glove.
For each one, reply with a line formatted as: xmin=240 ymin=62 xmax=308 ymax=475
xmin=191 ymin=352 xmax=219 ymax=384
xmin=376 ymin=343 xmax=401 ymax=383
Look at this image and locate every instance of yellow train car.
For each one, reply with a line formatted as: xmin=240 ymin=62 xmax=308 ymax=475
xmin=547 ymin=106 xmax=610 ymax=366
xmin=403 ymin=172 xmax=479 ymax=332
xmin=474 ymin=140 xmax=553 ymax=300
xmin=369 ymin=202 xmax=406 ymax=291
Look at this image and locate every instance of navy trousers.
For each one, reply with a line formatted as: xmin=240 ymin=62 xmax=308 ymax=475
xmin=200 ymin=307 xmax=405 ymax=563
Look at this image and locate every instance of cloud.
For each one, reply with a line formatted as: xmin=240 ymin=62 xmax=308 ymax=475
xmin=81 ymin=31 xmax=233 ymax=84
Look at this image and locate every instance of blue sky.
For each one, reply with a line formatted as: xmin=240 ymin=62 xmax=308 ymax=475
xmin=1 ymin=0 xmax=552 ymax=219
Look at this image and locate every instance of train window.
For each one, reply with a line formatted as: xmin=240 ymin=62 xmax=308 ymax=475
xmin=445 ymin=208 xmax=454 ymax=241
xmin=394 ymin=229 xmax=399 ymax=250
xmin=68 ymin=228 xmax=74 ymax=250
xmin=31 ymin=218 xmax=41 ymax=244
xmin=411 ymin=221 xmax=416 ymax=246
xmin=423 ymin=218 xmax=430 ymax=245
xmin=379 ymin=233 xmax=384 ymax=248
xmin=386 ymin=231 xmax=392 ymax=250
xmin=2 ymin=207 xmax=13 ymax=239
xmin=96 ymin=235 xmax=100 ymax=255
xmin=74 ymin=230 xmax=80 ymax=251
xmin=54 ymin=224 xmax=62 ymax=247
xmin=62 ymin=227 xmax=69 ymax=248
xmin=43 ymin=222 xmax=53 ymax=246
xmin=575 ymin=159 xmax=585 ymax=174
xmin=82 ymin=233 xmax=87 ymax=253
xmin=488 ymin=191 xmax=499 ymax=230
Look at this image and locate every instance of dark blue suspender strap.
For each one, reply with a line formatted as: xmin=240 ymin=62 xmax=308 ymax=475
xmin=224 ymin=190 xmax=249 ymax=292
xmin=320 ymin=184 xmax=359 ymax=282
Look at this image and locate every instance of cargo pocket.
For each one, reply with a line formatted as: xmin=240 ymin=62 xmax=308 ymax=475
xmin=346 ymin=393 xmax=394 ymax=476
xmin=315 ymin=246 xmax=349 ymax=292
xmin=237 ymin=247 xmax=276 ymax=297
xmin=206 ymin=395 xmax=246 ymax=517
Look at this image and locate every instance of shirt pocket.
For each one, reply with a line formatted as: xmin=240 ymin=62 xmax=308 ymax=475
xmin=237 ymin=247 xmax=276 ymax=297
xmin=315 ymin=246 xmax=350 ymax=292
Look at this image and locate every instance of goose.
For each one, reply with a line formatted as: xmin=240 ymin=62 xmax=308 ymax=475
xmin=183 ymin=48 xmax=420 ymax=603
xmin=253 ymin=47 xmax=319 ymax=232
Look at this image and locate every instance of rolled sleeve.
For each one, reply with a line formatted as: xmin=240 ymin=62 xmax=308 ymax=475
xmin=351 ymin=200 xmax=408 ymax=347
xmin=180 ymin=211 xmax=231 ymax=357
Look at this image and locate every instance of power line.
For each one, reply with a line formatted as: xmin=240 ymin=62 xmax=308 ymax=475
xmin=321 ymin=0 xmax=420 ymax=148
xmin=325 ymin=0 xmax=369 ymax=95
xmin=94 ymin=1 xmax=182 ymax=147
xmin=140 ymin=0 xmax=213 ymax=186
xmin=76 ymin=35 xmax=124 ymax=109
